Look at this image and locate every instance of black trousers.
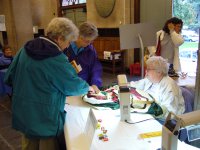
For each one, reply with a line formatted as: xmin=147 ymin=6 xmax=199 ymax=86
xmin=57 ymin=132 xmax=67 ymax=150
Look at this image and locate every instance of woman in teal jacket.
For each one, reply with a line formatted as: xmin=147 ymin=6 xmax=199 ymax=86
xmin=4 ymin=18 xmax=91 ymax=150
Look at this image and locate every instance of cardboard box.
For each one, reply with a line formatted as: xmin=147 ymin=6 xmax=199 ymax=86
xmin=103 ymin=51 xmax=121 ymax=60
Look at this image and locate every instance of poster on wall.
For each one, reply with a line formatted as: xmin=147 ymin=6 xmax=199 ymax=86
xmin=0 ymin=15 xmax=6 ymax=31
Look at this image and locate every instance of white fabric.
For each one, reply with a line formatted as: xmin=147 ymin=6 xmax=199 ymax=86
xmin=64 ymin=96 xmax=198 ymax=150
xmin=82 ymin=86 xmax=119 ymax=104
xmin=130 ymin=76 xmax=185 ymax=117
xmin=82 ymin=95 xmax=113 ymax=104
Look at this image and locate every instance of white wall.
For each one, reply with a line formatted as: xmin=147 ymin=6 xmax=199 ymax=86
xmin=31 ymin=0 xmax=58 ymax=29
xmin=87 ymin=0 xmax=131 ymax=28
xmin=11 ymin=0 xmax=33 ymax=50
xmin=140 ymin=0 xmax=172 ymax=31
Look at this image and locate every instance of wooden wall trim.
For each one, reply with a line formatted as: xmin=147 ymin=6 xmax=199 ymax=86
xmin=57 ymin=0 xmax=62 ymax=17
xmin=134 ymin=0 xmax=140 ymax=23
xmin=61 ymin=4 xmax=86 ymax=10
xmin=134 ymin=0 xmax=140 ymax=63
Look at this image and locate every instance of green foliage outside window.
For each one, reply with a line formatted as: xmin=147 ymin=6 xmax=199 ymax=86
xmin=173 ymin=0 xmax=200 ymax=31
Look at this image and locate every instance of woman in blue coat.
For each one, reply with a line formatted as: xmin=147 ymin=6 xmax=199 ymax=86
xmin=4 ymin=17 xmax=92 ymax=150
xmin=63 ymin=22 xmax=102 ymax=94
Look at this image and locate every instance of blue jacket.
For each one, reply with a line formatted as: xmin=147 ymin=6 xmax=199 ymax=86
xmin=0 ymin=53 xmax=13 ymax=96
xmin=63 ymin=43 xmax=102 ymax=88
xmin=4 ymin=37 xmax=89 ymax=138
xmin=0 ymin=54 xmax=13 ymax=71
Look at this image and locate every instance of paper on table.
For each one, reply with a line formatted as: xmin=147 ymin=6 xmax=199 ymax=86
xmin=139 ymin=131 xmax=162 ymax=139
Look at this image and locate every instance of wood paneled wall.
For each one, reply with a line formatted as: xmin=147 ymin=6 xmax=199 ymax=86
xmin=93 ymin=37 xmax=120 ymax=59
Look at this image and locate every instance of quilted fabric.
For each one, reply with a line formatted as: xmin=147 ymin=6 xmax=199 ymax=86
xmin=82 ymin=85 xmax=163 ymax=116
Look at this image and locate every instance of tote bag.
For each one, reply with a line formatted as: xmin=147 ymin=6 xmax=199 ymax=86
xmin=155 ymin=34 xmax=161 ymax=56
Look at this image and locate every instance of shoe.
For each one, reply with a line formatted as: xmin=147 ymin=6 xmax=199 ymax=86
xmin=6 ymin=93 xmax=12 ymax=100
xmin=168 ymin=68 xmax=179 ymax=77
xmin=168 ymin=72 xmax=179 ymax=77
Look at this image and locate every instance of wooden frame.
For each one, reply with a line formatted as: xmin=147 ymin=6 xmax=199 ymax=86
xmin=134 ymin=0 xmax=140 ymax=23
xmin=57 ymin=0 xmax=86 ymax=16
xmin=133 ymin=0 xmax=141 ymax=63
xmin=59 ymin=0 xmax=86 ymax=9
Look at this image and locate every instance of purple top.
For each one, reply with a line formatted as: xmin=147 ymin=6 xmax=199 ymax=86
xmin=64 ymin=43 xmax=102 ymax=88
xmin=0 ymin=54 xmax=13 ymax=71
xmin=0 ymin=53 xmax=13 ymax=95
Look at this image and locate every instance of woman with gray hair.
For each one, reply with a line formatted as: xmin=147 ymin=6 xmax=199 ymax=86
xmin=130 ymin=56 xmax=185 ymax=118
xmin=4 ymin=17 xmax=92 ymax=150
xmin=63 ymin=22 xmax=102 ymax=94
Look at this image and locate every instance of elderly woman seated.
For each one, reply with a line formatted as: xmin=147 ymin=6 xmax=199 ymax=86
xmin=0 ymin=45 xmax=13 ymax=97
xmin=0 ymin=45 xmax=13 ymax=69
xmin=130 ymin=56 xmax=185 ymax=119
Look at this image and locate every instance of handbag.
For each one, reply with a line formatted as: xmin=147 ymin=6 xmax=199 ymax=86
xmin=146 ymin=102 xmax=163 ymax=116
xmin=130 ymin=88 xmax=163 ymax=117
xmin=155 ymin=34 xmax=161 ymax=56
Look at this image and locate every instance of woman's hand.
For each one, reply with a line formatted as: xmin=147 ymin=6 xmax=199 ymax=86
xmin=91 ymin=85 xmax=100 ymax=94
xmin=168 ymin=23 xmax=175 ymax=31
xmin=129 ymin=81 xmax=135 ymax=87
xmin=89 ymin=86 xmax=95 ymax=93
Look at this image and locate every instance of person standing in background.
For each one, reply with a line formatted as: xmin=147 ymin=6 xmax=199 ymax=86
xmin=4 ymin=17 xmax=93 ymax=150
xmin=156 ymin=17 xmax=184 ymax=77
xmin=63 ymin=22 xmax=102 ymax=94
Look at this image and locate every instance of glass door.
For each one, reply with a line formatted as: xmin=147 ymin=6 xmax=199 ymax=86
xmin=173 ymin=0 xmax=200 ymax=76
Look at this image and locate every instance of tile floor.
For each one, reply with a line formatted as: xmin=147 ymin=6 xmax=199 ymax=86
xmin=0 ymin=95 xmax=22 ymax=150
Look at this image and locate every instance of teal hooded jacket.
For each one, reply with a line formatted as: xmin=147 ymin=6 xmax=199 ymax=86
xmin=4 ymin=37 xmax=89 ymax=138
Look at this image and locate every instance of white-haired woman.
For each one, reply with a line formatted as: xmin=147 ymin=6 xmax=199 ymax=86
xmin=130 ymin=56 xmax=185 ymax=119
xmin=4 ymin=17 xmax=93 ymax=150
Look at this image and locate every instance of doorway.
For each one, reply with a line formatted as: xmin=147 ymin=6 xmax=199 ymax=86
xmin=173 ymin=0 xmax=200 ymax=76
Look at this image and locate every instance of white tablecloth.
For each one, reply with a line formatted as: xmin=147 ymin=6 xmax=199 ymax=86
xmin=64 ymin=96 xmax=199 ymax=150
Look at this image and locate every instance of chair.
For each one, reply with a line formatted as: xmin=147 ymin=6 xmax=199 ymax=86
xmin=100 ymin=50 xmax=125 ymax=74
xmin=180 ymin=86 xmax=195 ymax=113
xmin=130 ymin=62 xmax=146 ymax=76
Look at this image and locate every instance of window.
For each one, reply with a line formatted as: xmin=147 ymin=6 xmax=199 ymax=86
xmin=62 ymin=0 xmax=86 ymax=7
xmin=173 ymin=0 xmax=200 ymax=75
xmin=60 ymin=0 xmax=87 ymax=26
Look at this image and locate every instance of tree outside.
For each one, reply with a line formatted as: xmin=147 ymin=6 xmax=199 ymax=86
xmin=173 ymin=0 xmax=200 ymax=32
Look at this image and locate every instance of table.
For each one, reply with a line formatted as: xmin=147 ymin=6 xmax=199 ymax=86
xmin=99 ymin=50 xmax=125 ymax=74
xmin=64 ymin=96 xmax=199 ymax=150
xmin=172 ymin=75 xmax=196 ymax=88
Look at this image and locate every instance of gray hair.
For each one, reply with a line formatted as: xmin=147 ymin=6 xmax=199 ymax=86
xmin=146 ymin=56 xmax=169 ymax=76
xmin=46 ymin=17 xmax=78 ymax=42
xmin=79 ymin=22 xmax=98 ymax=40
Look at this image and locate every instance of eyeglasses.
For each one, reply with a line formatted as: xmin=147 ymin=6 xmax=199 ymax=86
xmin=146 ymin=68 xmax=156 ymax=71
